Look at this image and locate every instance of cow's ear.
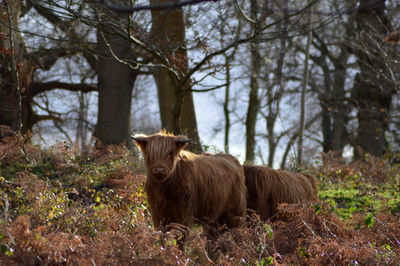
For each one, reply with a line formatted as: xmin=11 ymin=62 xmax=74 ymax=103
xmin=132 ymin=135 xmax=147 ymax=150
xmin=175 ymin=138 xmax=191 ymax=150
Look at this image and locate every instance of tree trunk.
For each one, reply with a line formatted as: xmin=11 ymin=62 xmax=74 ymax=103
xmin=223 ymin=54 xmax=232 ymax=154
xmin=330 ymin=52 xmax=349 ymax=152
xmin=94 ymin=7 xmax=137 ymax=148
xmin=313 ymin=29 xmax=351 ymax=156
xmin=245 ymin=77 xmax=260 ymax=164
xmin=0 ymin=1 xmax=36 ymax=134
xmin=180 ymin=91 xmax=202 ymax=152
xmin=150 ymin=0 xmax=202 ymax=152
xmin=352 ymin=0 xmax=393 ymax=157
xmin=320 ymin=103 xmax=332 ymax=153
xmin=267 ymin=139 xmax=277 ymax=167
xmin=315 ymin=48 xmax=350 ymax=155
xmin=297 ymin=0 xmax=313 ymax=166
xmin=266 ymin=62 xmax=278 ymax=167
xmin=76 ymin=92 xmax=88 ymax=154
xmin=245 ymin=0 xmax=260 ymax=164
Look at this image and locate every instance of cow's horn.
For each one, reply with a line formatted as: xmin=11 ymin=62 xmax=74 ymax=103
xmin=176 ymin=138 xmax=191 ymax=143
xmin=131 ymin=135 xmax=147 ymax=142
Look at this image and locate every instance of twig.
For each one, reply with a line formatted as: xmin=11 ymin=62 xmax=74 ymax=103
xmin=375 ymin=217 xmax=400 ymax=247
xmin=233 ymin=0 xmax=256 ymax=24
xmin=99 ymin=30 xmax=140 ymax=70
xmin=322 ymin=218 xmax=337 ymax=239
xmin=190 ymin=83 xmax=227 ymax=93
xmin=302 ymin=220 xmax=321 ymax=241
xmin=3 ymin=195 xmax=15 ymax=246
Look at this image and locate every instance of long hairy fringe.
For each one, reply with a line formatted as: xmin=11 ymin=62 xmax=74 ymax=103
xmin=134 ymin=130 xmax=189 ymax=162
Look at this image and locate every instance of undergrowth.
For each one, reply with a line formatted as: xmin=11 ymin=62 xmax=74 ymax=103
xmin=0 ymin=135 xmax=399 ymax=265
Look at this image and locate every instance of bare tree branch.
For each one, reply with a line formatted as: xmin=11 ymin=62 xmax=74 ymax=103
xmin=31 ymin=1 xmax=99 ymax=66
xmin=88 ymin=0 xmax=217 ymax=13
xmin=190 ymin=83 xmax=227 ymax=93
xmin=31 ymin=81 xmax=97 ymax=96
xmin=319 ymin=97 xmax=359 ymax=107
xmin=53 ymin=120 xmax=74 ymax=144
xmin=91 ymin=0 xmax=384 ymax=15
xmin=36 ymin=115 xmax=63 ymax=123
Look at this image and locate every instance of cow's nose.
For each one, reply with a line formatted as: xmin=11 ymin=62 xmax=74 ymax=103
xmin=152 ymin=167 xmax=167 ymax=175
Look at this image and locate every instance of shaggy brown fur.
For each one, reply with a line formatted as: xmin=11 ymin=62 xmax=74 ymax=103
xmin=243 ymin=165 xmax=317 ymax=220
xmin=132 ymin=131 xmax=247 ymax=230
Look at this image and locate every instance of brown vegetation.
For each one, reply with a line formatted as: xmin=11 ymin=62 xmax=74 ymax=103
xmin=132 ymin=130 xmax=247 ymax=230
xmin=0 ymin=137 xmax=399 ymax=265
xmin=244 ymin=165 xmax=318 ymax=220
xmin=321 ymin=149 xmax=390 ymax=183
xmin=207 ymin=203 xmax=400 ymax=265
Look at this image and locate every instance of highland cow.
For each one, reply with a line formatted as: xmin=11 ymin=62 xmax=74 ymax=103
xmin=243 ymin=165 xmax=317 ymax=220
xmin=132 ymin=131 xmax=247 ymax=231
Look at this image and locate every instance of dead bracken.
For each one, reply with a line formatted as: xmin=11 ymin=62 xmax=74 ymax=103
xmin=0 ymin=136 xmax=399 ymax=265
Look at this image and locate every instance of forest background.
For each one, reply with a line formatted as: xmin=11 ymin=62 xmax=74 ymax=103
xmin=1 ymin=0 xmax=399 ymax=167
xmin=0 ymin=0 xmax=400 ymax=264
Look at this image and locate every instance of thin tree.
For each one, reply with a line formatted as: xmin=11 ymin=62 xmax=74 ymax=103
xmin=298 ymin=0 xmax=313 ymax=166
xmin=245 ymin=0 xmax=261 ymax=164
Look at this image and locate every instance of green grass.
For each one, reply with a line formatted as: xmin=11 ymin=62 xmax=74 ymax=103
xmin=316 ymin=156 xmax=400 ymax=221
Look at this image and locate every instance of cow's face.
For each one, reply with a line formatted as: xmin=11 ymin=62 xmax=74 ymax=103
xmin=132 ymin=132 xmax=190 ymax=182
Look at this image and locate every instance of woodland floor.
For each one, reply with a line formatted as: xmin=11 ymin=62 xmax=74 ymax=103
xmin=0 ymin=135 xmax=399 ymax=265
